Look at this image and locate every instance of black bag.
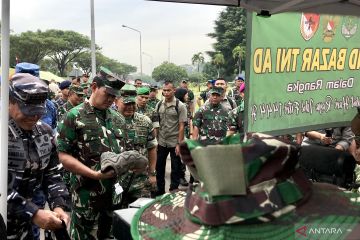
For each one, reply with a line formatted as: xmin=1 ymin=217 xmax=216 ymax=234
xmin=299 ymin=145 xmax=356 ymax=188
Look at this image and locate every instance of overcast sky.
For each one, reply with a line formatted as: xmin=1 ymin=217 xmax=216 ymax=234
xmin=4 ymin=0 xmax=224 ymax=75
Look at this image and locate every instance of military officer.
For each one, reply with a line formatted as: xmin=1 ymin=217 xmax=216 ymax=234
xmin=148 ymin=85 xmax=160 ymax=109
xmin=192 ymin=86 xmax=230 ymax=145
xmin=57 ymin=67 xmax=126 ymax=239
xmin=204 ymin=78 xmax=236 ymax=111
xmin=54 ymin=80 xmax=71 ymax=110
xmin=57 ymin=84 xmax=85 ymax=122
xmin=8 ymin=73 xmax=69 ymax=240
xmin=115 ymin=84 xmax=158 ymax=206
xmin=136 ymin=86 xmax=160 ymax=130
xmin=228 ymin=74 xmax=245 ymax=106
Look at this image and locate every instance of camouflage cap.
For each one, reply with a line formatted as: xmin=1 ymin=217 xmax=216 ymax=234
xmin=10 ymin=73 xmax=48 ymax=116
xmin=150 ymin=84 xmax=158 ymax=90
xmin=69 ymin=84 xmax=85 ymax=96
xmin=131 ymin=133 xmax=360 ymax=240
xmin=121 ymin=84 xmax=137 ymax=103
xmin=209 ymin=86 xmax=224 ymax=95
xmin=93 ymin=66 xmax=125 ymax=96
xmin=136 ymin=87 xmax=150 ymax=95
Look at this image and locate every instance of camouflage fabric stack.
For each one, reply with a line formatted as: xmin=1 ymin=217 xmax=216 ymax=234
xmin=131 ymin=134 xmax=360 ymax=239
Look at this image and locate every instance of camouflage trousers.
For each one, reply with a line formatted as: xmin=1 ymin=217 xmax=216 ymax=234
xmin=114 ymin=172 xmax=156 ymax=209
xmin=70 ymin=188 xmax=113 ymax=240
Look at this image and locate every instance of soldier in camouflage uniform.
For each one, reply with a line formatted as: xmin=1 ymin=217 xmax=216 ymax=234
xmin=57 ymin=67 xmax=126 ymax=240
xmin=53 ymin=80 xmax=71 ymax=110
xmin=136 ymin=86 xmax=160 ymax=130
xmin=196 ymin=79 xmax=213 ymax=107
xmin=8 ymin=73 xmax=69 ymax=240
xmin=115 ymin=84 xmax=158 ymax=207
xmin=57 ymin=84 xmax=85 ymax=122
xmin=227 ymin=74 xmax=245 ymax=106
xmin=205 ymin=78 xmax=237 ymax=112
xmin=192 ymin=87 xmax=230 ymax=145
xmin=148 ymin=85 xmax=160 ymax=109
xmin=227 ymin=103 xmax=245 ymax=140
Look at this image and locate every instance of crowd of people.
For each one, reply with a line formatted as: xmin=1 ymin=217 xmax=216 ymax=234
xmin=4 ymin=61 xmax=360 ymax=240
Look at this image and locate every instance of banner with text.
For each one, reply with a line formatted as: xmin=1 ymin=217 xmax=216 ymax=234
xmin=247 ymin=12 xmax=360 ymax=134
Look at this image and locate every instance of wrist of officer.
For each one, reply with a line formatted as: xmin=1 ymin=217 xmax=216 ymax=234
xmin=148 ymin=169 xmax=157 ymax=176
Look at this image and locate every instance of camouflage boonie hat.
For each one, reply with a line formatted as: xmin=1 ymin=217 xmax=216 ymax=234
xmin=10 ymin=73 xmax=48 ymax=116
xmin=121 ymin=84 xmax=137 ymax=103
xmin=69 ymin=84 xmax=85 ymax=96
xmin=131 ymin=133 xmax=360 ymax=240
xmin=93 ymin=66 xmax=125 ymax=96
xmin=209 ymin=86 xmax=224 ymax=95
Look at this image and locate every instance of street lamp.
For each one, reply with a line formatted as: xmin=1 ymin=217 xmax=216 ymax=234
xmin=142 ymin=51 xmax=154 ymax=74
xmin=122 ymin=24 xmax=143 ymax=76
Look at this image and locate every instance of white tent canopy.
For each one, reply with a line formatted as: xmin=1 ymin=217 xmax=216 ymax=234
xmin=149 ymin=0 xmax=360 ymax=16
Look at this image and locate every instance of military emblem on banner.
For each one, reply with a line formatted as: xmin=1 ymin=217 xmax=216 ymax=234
xmin=322 ymin=15 xmax=341 ymax=43
xmin=341 ymin=16 xmax=358 ymax=39
xmin=300 ymin=13 xmax=320 ymax=41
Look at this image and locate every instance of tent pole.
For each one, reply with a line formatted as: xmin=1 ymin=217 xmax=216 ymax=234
xmin=1 ymin=0 xmax=10 ymax=224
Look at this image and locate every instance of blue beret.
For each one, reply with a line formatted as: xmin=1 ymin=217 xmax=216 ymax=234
xmin=237 ymin=74 xmax=245 ymax=81
xmin=15 ymin=62 xmax=40 ymax=77
xmin=59 ymin=80 xmax=71 ymax=90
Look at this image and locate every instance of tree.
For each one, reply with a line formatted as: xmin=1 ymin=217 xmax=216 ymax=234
xmin=72 ymin=50 xmax=137 ymax=80
xmin=188 ymin=72 xmax=205 ymax=87
xmin=202 ymin=62 xmax=219 ymax=80
xmin=191 ymin=52 xmax=205 ymax=90
xmin=191 ymin=52 xmax=205 ymax=73
xmin=45 ymin=30 xmax=92 ymax=76
xmin=212 ymin=53 xmax=225 ymax=78
xmin=232 ymin=45 xmax=246 ymax=75
xmin=10 ymin=30 xmax=54 ymax=66
xmin=152 ymin=62 xmax=188 ymax=84
xmin=39 ymin=58 xmax=60 ymax=74
xmin=100 ymin=58 xmax=137 ymax=80
xmin=208 ymin=7 xmax=247 ymax=77
xmin=73 ymin=51 xmax=106 ymax=75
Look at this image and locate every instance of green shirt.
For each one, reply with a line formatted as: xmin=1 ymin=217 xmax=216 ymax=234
xmin=193 ymin=104 xmax=230 ymax=145
xmin=136 ymin=104 xmax=160 ymax=128
xmin=57 ymin=99 xmax=125 ymax=208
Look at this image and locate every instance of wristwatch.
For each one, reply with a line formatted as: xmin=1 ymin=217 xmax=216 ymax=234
xmin=148 ymin=170 xmax=157 ymax=176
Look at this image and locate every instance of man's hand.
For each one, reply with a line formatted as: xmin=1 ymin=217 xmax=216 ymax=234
xmin=354 ymin=148 xmax=360 ymax=164
xmin=320 ymin=134 xmax=332 ymax=145
xmin=53 ymin=207 xmax=70 ymax=226
xmin=175 ymin=144 xmax=180 ymax=156
xmin=148 ymin=175 xmax=157 ymax=187
xmin=93 ymin=169 xmax=115 ymax=180
xmin=32 ymin=209 xmax=63 ymax=230
xmin=335 ymin=144 xmax=345 ymax=151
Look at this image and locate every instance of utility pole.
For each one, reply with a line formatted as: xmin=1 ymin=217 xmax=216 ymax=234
xmin=168 ymin=39 xmax=171 ymax=62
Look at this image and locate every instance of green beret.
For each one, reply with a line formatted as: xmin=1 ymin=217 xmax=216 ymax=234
xmin=137 ymin=87 xmax=150 ymax=95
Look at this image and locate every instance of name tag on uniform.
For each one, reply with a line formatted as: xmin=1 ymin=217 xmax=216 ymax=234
xmin=115 ymin=183 xmax=124 ymax=195
xmin=34 ymin=134 xmax=52 ymax=158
